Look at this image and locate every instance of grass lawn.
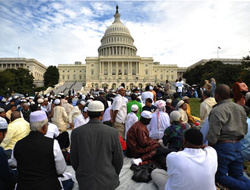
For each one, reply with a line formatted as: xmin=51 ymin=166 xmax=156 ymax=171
xmin=189 ymin=98 xmax=201 ymax=118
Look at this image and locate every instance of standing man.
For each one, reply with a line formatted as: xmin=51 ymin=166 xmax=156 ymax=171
xmin=71 ymin=101 xmax=123 ymax=190
xmin=164 ymin=80 xmax=171 ymax=97
xmin=207 ymin=84 xmax=250 ymax=189
xmin=111 ymin=86 xmax=127 ymax=139
xmin=95 ymin=89 xmax=108 ymax=111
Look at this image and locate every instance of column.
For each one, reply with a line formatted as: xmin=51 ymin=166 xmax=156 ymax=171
xmin=116 ymin=62 xmax=118 ymax=75
xmin=102 ymin=62 xmax=105 ymax=75
xmin=122 ymin=62 xmax=124 ymax=75
xmin=99 ymin=63 xmax=101 ymax=75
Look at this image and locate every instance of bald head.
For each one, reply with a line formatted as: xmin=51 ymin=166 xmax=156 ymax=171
xmin=215 ymin=84 xmax=231 ymax=102
xmin=11 ymin=111 xmax=21 ymax=122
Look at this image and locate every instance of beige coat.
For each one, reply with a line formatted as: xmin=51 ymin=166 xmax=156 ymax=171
xmin=51 ymin=106 xmax=69 ymax=132
xmin=200 ymin=97 xmax=217 ymax=121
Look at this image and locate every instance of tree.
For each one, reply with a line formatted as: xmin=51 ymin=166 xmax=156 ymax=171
xmin=240 ymin=55 xmax=250 ymax=86
xmin=0 ymin=68 xmax=34 ymax=95
xmin=43 ymin=66 xmax=59 ymax=87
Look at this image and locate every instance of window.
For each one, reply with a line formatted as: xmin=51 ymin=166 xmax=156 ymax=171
xmin=145 ymin=70 xmax=148 ymax=75
xmin=67 ymin=75 xmax=70 ymax=79
xmin=91 ymin=70 xmax=94 ymax=75
xmin=79 ymin=75 xmax=82 ymax=79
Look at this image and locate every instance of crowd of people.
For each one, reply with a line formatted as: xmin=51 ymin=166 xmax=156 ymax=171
xmin=0 ymin=78 xmax=250 ymax=190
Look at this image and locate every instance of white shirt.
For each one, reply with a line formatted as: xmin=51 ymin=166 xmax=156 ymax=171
xmin=45 ymin=123 xmax=60 ymax=139
xmin=141 ymin=91 xmax=154 ymax=104
xmin=11 ymin=139 xmax=67 ymax=175
xmin=125 ymin=112 xmax=138 ymax=140
xmin=102 ymin=106 xmax=112 ymax=123
xmin=165 ymin=146 xmax=217 ymax=190
xmin=148 ymin=111 xmax=170 ymax=139
xmin=42 ymin=103 xmax=51 ymax=112
xmin=176 ymin=81 xmax=183 ymax=93
xmin=74 ymin=114 xmax=89 ymax=129
xmin=112 ymin=94 xmax=127 ymax=123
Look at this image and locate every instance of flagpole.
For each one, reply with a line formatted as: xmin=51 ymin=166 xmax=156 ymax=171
xmin=18 ymin=46 xmax=20 ymax=57
xmin=217 ymin=48 xmax=219 ymax=58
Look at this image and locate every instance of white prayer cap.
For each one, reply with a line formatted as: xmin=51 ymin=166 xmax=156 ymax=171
xmin=88 ymin=101 xmax=104 ymax=112
xmin=170 ymin=111 xmax=181 ymax=121
xmin=83 ymin=107 xmax=88 ymax=112
xmin=30 ymin=111 xmax=47 ymax=122
xmin=141 ymin=111 xmax=152 ymax=119
xmin=149 ymin=86 xmax=153 ymax=90
xmin=8 ymin=97 xmax=12 ymax=101
xmin=44 ymin=98 xmax=48 ymax=101
xmin=57 ymin=95 xmax=61 ymax=98
xmin=0 ymin=108 xmax=5 ymax=113
xmin=182 ymin=96 xmax=189 ymax=101
xmin=23 ymin=103 xmax=30 ymax=106
xmin=14 ymin=95 xmax=18 ymax=99
xmin=177 ymin=100 xmax=185 ymax=108
xmin=29 ymin=96 xmax=34 ymax=100
xmin=131 ymin=104 xmax=139 ymax=112
xmin=166 ymin=99 xmax=172 ymax=104
xmin=82 ymin=95 xmax=86 ymax=100
xmin=1 ymin=98 xmax=6 ymax=102
xmin=54 ymin=99 xmax=61 ymax=105
xmin=37 ymin=98 xmax=44 ymax=104
xmin=90 ymin=95 xmax=94 ymax=99
xmin=86 ymin=99 xmax=93 ymax=104
xmin=117 ymin=86 xmax=124 ymax=91
xmin=80 ymin=101 xmax=86 ymax=106
xmin=0 ymin=118 xmax=8 ymax=129
xmin=30 ymin=101 xmax=35 ymax=105
xmin=46 ymin=93 xmax=50 ymax=97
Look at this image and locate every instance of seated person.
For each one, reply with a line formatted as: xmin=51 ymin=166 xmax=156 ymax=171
xmin=0 ymin=111 xmax=30 ymax=159
xmin=126 ymin=111 xmax=159 ymax=165
xmin=151 ymin=128 xmax=218 ymax=190
xmin=125 ymin=104 xmax=138 ymax=140
xmin=11 ymin=110 xmax=66 ymax=190
xmin=148 ymin=100 xmax=170 ymax=140
xmin=0 ymin=118 xmax=18 ymax=190
xmin=162 ymin=111 xmax=189 ymax=151
xmin=182 ymin=96 xmax=200 ymax=127
xmin=177 ymin=100 xmax=188 ymax=124
xmin=165 ymin=99 xmax=175 ymax=116
xmin=142 ymin=98 xmax=157 ymax=113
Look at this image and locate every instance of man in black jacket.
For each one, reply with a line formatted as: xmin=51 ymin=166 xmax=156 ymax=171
xmin=71 ymin=101 xmax=123 ymax=190
xmin=11 ymin=110 xmax=66 ymax=190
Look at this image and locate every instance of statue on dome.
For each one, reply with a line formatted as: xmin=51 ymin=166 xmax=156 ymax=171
xmin=116 ymin=5 xmax=119 ymax=13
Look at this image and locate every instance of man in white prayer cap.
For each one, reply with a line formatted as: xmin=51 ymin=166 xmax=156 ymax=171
xmin=125 ymin=104 xmax=139 ymax=140
xmin=71 ymin=101 xmax=123 ymax=190
xmin=74 ymin=107 xmax=89 ymax=129
xmin=68 ymin=100 xmax=85 ymax=128
xmin=10 ymin=110 xmax=66 ymax=190
xmin=51 ymin=99 xmax=69 ymax=132
xmin=127 ymin=111 xmax=160 ymax=165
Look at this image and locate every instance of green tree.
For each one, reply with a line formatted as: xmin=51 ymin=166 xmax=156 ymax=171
xmin=43 ymin=66 xmax=59 ymax=87
xmin=240 ymin=55 xmax=250 ymax=86
xmin=0 ymin=68 xmax=34 ymax=95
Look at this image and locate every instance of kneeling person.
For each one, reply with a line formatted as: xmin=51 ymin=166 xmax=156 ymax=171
xmin=11 ymin=110 xmax=66 ymax=190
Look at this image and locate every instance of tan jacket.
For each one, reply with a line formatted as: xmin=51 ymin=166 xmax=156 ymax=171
xmin=51 ymin=106 xmax=68 ymax=132
xmin=0 ymin=118 xmax=30 ymax=150
xmin=200 ymin=97 xmax=217 ymax=121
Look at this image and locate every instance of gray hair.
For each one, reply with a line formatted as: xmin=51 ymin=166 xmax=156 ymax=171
xmin=30 ymin=118 xmax=48 ymax=131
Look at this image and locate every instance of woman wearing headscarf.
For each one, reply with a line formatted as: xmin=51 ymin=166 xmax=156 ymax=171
xmin=147 ymin=100 xmax=170 ymax=140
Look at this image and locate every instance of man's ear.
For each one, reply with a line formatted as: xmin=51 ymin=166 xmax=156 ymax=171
xmin=42 ymin=124 xmax=48 ymax=134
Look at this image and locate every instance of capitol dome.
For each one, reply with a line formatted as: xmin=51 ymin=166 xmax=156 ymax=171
xmin=98 ymin=6 xmax=137 ymax=57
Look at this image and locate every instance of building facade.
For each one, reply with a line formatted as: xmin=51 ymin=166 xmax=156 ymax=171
xmin=0 ymin=58 xmax=47 ymax=87
xmin=58 ymin=6 xmax=183 ymax=90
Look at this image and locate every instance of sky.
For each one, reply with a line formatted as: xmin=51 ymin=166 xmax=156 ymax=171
xmin=0 ymin=0 xmax=250 ymax=67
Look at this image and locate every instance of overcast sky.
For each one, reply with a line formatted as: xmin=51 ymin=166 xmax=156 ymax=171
xmin=0 ymin=0 xmax=250 ymax=67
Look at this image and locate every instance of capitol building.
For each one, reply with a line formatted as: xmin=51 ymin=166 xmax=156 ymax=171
xmin=58 ymin=6 xmax=186 ymax=90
